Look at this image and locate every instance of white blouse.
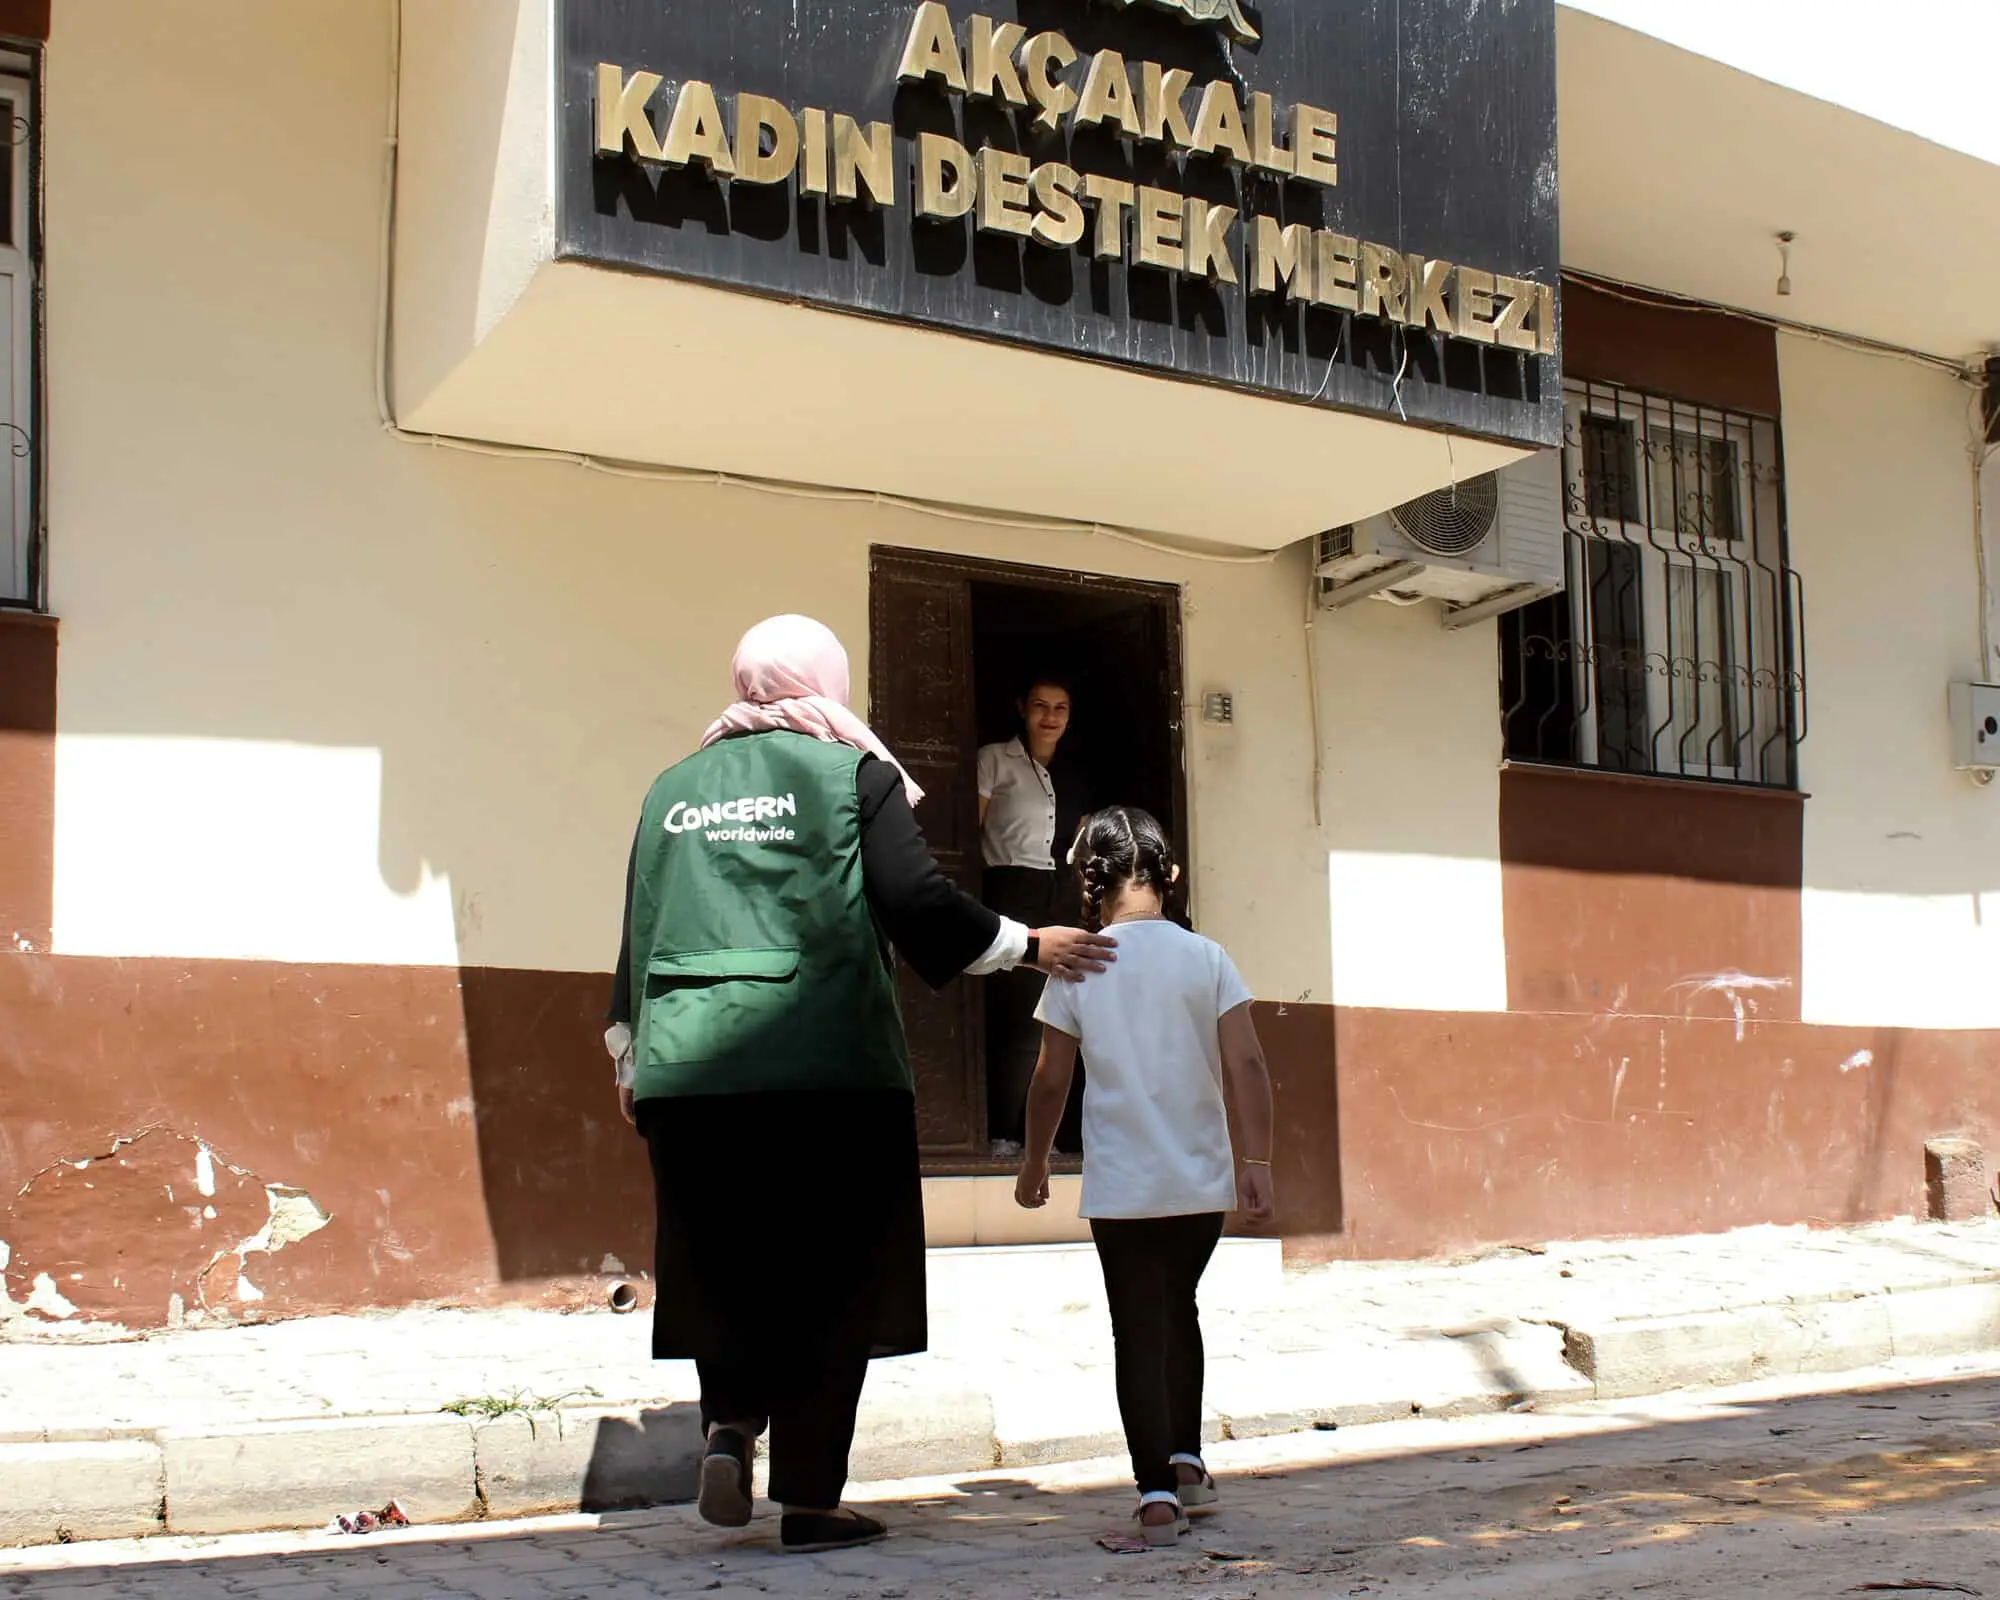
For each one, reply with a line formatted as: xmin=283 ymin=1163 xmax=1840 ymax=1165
xmin=977 ymin=738 xmax=1059 ymax=870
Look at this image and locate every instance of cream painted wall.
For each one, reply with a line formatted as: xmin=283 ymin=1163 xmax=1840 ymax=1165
xmin=43 ymin=0 xmax=1355 ymax=1000
xmin=1559 ymin=1 xmax=2000 ymax=167
xmin=392 ymin=0 xmax=553 ymax=422
xmin=1318 ymin=601 xmax=1511 ymax=1014
xmin=1782 ymin=334 xmax=2000 ymax=1028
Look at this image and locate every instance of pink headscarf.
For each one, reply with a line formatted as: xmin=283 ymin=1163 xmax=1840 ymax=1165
xmin=701 ymin=615 xmax=925 ymax=808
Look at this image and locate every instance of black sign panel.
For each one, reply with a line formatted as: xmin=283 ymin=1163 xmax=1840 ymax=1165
xmin=557 ymin=0 xmax=1561 ymax=446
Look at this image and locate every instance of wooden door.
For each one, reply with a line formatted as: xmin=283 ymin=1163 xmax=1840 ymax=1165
xmin=867 ymin=551 xmax=984 ymax=1157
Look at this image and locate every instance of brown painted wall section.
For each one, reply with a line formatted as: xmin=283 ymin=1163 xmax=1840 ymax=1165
xmin=2 ymin=952 xmax=1994 ymax=1320
xmin=1562 ymin=275 xmax=1781 ymax=415
xmin=1499 ymin=763 xmax=1804 ymax=1018
xmin=0 ymin=612 xmax=55 ymax=951
xmin=0 ymin=0 xmax=46 ymax=42
xmin=1308 ymin=1007 xmax=1998 ymax=1263
xmin=0 ymin=956 xmax=651 ymax=1327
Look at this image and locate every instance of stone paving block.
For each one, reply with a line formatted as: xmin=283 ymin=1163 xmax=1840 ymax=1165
xmin=991 ymin=1368 xmax=1128 ymax=1468
xmin=1566 ymin=1295 xmax=1897 ymax=1400
xmin=474 ymin=1406 xmax=702 ymax=1519
xmin=1407 ymin=1320 xmax=1594 ymax=1417
xmin=1204 ymin=1350 xmax=1420 ymax=1438
xmin=0 ymin=1440 xmax=163 ymax=1546
xmin=849 ymin=1385 xmax=993 ymax=1481
xmin=1926 ymin=1138 xmax=1993 ymax=1223
xmin=1885 ymin=1280 xmax=2000 ymax=1359
xmin=162 ymin=1414 xmax=479 ymax=1536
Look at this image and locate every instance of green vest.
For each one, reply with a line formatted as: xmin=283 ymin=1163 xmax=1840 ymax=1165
xmin=627 ymin=730 xmax=910 ymax=1101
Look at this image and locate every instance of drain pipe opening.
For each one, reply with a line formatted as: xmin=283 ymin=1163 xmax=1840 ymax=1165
xmin=607 ymin=1280 xmax=640 ymax=1314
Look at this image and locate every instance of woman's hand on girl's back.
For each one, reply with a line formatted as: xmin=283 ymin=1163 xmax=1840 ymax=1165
xmin=1015 ymin=1159 xmax=1051 ymax=1209
xmin=1237 ymin=1163 xmax=1275 ymax=1223
xmin=1033 ymin=925 xmax=1117 ymax=982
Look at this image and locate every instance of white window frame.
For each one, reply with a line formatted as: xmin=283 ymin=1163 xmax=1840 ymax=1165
xmin=0 ymin=57 xmax=34 ymax=606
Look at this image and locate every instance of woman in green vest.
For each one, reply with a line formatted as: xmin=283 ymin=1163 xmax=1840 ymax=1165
xmin=604 ymin=614 xmax=1115 ymax=1554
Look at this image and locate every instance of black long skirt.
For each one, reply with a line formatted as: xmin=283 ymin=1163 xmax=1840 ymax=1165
xmin=635 ymin=1087 xmax=928 ymax=1363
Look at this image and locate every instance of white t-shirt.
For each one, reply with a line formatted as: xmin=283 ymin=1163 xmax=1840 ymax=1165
xmin=976 ymin=739 xmax=1058 ymax=869
xmin=1034 ymin=920 xmax=1254 ymax=1220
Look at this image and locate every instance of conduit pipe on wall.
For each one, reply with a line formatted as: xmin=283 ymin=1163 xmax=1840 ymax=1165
xmin=1977 ymin=359 xmax=2000 ymax=687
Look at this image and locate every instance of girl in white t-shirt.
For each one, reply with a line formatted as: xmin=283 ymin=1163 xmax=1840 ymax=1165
xmin=1014 ymin=806 xmax=1275 ymax=1546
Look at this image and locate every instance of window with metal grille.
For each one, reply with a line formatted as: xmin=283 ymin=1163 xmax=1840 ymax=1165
xmin=1499 ymin=378 xmax=1805 ymax=788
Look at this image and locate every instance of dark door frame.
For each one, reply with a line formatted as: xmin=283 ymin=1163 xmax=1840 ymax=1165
xmin=868 ymin=544 xmax=1191 ymax=1174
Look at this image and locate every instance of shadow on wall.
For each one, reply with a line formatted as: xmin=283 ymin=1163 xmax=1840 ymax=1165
xmin=459 ymin=966 xmax=655 ymax=1284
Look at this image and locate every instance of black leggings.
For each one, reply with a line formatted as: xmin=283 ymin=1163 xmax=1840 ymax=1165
xmin=697 ymin=1355 xmax=870 ymax=1511
xmin=1090 ymin=1213 xmax=1225 ymax=1496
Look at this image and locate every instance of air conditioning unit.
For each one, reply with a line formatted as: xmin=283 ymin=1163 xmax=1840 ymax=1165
xmin=1316 ymin=450 xmax=1565 ymax=629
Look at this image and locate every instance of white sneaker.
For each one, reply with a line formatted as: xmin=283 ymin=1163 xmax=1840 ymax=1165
xmin=990 ymin=1138 xmax=1024 ymax=1159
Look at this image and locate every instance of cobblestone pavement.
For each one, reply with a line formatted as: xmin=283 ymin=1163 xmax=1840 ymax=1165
xmin=4 ymin=1360 xmax=1997 ymax=1599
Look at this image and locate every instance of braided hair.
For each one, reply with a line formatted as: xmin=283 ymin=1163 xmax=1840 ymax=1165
xmin=1067 ymin=806 xmax=1177 ymax=931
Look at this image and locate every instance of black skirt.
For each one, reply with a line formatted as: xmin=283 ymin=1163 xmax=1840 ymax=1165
xmin=635 ymin=1087 xmax=928 ymax=1362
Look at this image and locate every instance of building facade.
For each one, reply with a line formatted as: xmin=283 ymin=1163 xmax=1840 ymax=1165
xmin=2 ymin=0 xmax=1996 ymax=1330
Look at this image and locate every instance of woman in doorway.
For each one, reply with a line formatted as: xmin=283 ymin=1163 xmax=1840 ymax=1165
xmin=977 ymin=672 xmax=1093 ymax=1157
xmin=603 ymin=616 xmax=1114 ymax=1554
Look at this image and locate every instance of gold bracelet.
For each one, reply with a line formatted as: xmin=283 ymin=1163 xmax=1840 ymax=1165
xmin=1241 ymin=1158 xmax=1273 ymax=1167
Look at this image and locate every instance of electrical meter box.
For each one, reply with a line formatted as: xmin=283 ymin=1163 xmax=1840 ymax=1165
xmin=1948 ymin=682 xmax=2000 ymax=771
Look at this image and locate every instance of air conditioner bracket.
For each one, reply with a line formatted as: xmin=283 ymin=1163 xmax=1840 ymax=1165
xmin=1438 ymin=583 xmax=1560 ymax=631
xmin=1318 ymin=560 xmax=1427 ymax=610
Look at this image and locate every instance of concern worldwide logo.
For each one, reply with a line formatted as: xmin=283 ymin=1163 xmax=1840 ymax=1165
xmin=1110 ymin=0 xmax=1260 ymax=45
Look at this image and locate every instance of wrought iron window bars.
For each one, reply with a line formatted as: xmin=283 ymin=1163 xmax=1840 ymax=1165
xmin=1500 ymin=378 xmax=1805 ymax=788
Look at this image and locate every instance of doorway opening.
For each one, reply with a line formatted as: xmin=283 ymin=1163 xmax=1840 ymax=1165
xmin=868 ymin=546 xmax=1187 ymax=1172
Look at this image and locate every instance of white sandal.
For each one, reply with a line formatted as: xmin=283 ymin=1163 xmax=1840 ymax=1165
xmin=1172 ymin=1453 xmax=1219 ymax=1513
xmin=1136 ymin=1491 xmax=1187 ymax=1547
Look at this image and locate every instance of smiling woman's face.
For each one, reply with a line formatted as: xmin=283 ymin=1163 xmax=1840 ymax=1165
xmin=1020 ymin=683 xmax=1072 ymax=758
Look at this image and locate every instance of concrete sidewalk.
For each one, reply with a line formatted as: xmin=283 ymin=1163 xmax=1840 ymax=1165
xmin=3 ymin=1217 xmax=1998 ymax=1547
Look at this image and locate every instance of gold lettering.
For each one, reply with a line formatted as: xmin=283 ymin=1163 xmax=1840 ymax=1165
xmin=800 ymin=107 xmax=830 ymax=198
xmin=1083 ymin=173 xmax=1136 ymax=261
xmin=1020 ymin=32 xmax=1079 ymax=130
xmin=1030 ymin=162 xmax=1086 ymax=248
xmin=833 ymin=115 xmax=894 ymax=205
xmin=1292 ymin=105 xmax=1339 ymax=186
xmin=1074 ymin=49 xmax=1140 ymax=136
xmin=663 ymin=81 xmax=735 ymax=175
xmin=977 ymin=146 xmax=1033 ymax=236
xmin=969 ymin=14 xmax=1028 ymax=104
xmin=1252 ymin=216 xmax=1315 ymax=298
xmin=1407 ymin=256 xmax=1454 ymax=331
xmin=733 ymin=94 xmax=799 ymax=185
xmin=898 ymin=2 xmax=967 ymax=92
xmin=1538 ymin=281 xmax=1559 ymax=356
xmin=1359 ymin=242 xmax=1409 ymax=321
xmin=1141 ymin=61 xmax=1196 ymax=147
xmin=1249 ymin=92 xmax=1293 ymax=176
xmin=595 ymin=63 xmax=663 ymax=161
xmin=917 ymin=131 xmax=977 ymax=218
xmin=1314 ymin=231 xmax=1359 ymax=311
xmin=1191 ymin=81 xmax=1251 ymax=164
xmin=1494 ymin=275 xmax=1540 ymax=351
xmin=1183 ymin=198 xmax=1238 ymax=282
xmin=1137 ymin=185 xmax=1184 ymax=270
xmin=1453 ymin=267 xmax=1496 ymax=342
